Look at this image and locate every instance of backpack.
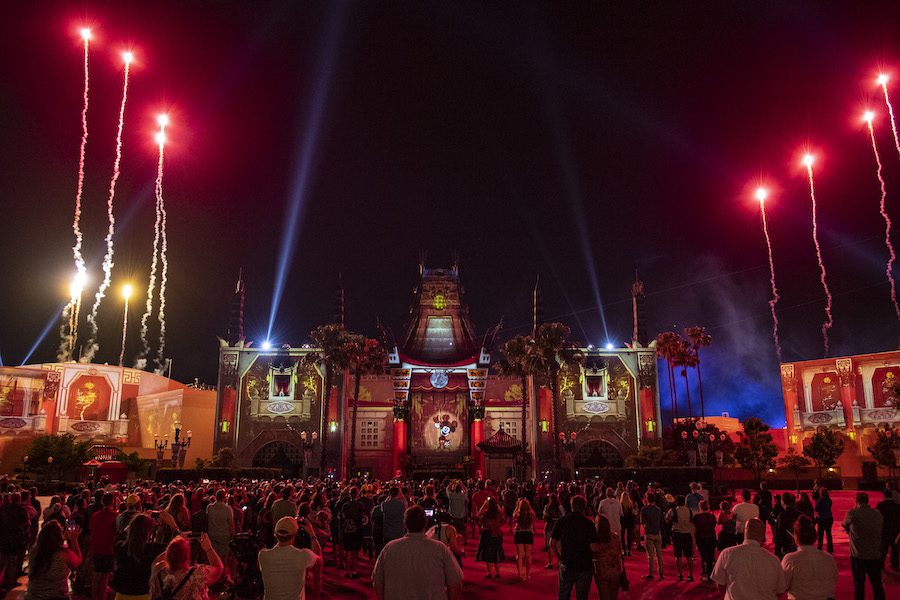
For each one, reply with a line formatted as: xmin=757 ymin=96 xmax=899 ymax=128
xmin=153 ymin=567 xmax=196 ymax=600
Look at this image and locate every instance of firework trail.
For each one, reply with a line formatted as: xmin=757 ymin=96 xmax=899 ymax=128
xmin=59 ymin=29 xmax=92 ymax=362
xmin=864 ymin=112 xmax=900 ymax=318
xmin=804 ymin=155 xmax=833 ymax=356
xmin=756 ymin=188 xmax=782 ymax=361
xmin=155 ymin=120 xmax=169 ymax=372
xmin=878 ymin=74 xmax=900 ymax=160
xmin=84 ymin=52 xmax=132 ymax=362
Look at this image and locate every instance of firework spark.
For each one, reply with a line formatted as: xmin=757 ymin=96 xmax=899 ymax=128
xmin=756 ymin=187 xmax=782 ymax=361
xmin=864 ymin=111 xmax=900 ymax=318
xmin=59 ymin=28 xmax=92 ymax=362
xmin=878 ymin=74 xmax=900 ymax=160
xmin=804 ymin=154 xmax=833 ymax=356
xmin=155 ymin=119 xmax=169 ymax=372
xmin=84 ymin=51 xmax=132 ymax=362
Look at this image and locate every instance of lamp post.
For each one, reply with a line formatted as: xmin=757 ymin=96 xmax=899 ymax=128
xmin=171 ymin=423 xmax=192 ymax=469
xmin=119 ymin=284 xmax=132 ymax=366
xmin=154 ymin=434 xmax=169 ymax=469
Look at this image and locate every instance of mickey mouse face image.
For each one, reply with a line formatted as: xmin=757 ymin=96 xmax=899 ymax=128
xmin=433 ymin=414 xmax=458 ymax=449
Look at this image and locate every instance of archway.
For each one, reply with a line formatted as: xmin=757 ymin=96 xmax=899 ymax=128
xmin=574 ymin=440 xmax=624 ymax=471
xmin=253 ymin=441 xmax=303 ymax=477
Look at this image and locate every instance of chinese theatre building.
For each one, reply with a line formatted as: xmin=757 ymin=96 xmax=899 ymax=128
xmin=781 ymin=350 xmax=900 ymax=480
xmin=215 ymin=263 xmax=662 ymax=480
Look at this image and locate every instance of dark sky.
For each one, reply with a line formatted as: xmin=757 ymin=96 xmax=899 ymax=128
xmin=3 ymin=1 xmax=900 ymax=426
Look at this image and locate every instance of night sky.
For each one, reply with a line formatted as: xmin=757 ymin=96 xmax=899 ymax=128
xmin=3 ymin=1 xmax=900 ymax=426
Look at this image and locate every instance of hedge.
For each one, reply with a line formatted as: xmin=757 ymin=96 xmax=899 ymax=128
xmin=155 ymin=467 xmax=281 ymax=484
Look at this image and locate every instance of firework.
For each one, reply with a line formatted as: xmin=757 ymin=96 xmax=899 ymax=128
xmin=877 ymin=74 xmax=900 ymax=159
xmin=155 ymin=117 xmax=169 ymax=372
xmin=60 ymin=28 xmax=92 ymax=361
xmin=119 ymin=284 xmax=132 ymax=366
xmin=84 ymin=51 xmax=133 ymax=362
xmin=863 ymin=111 xmax=900 ymax=318
xmin=804 ymin=154 xmax=833 ymax=356
xmin=756 ymin=187 xmax=782 ymax=361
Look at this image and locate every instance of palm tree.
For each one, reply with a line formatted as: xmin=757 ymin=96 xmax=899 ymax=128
xmin=674 ymin=342 xmax=698 ymax=418
xmin=656 ymin=332 xmax=681 ymax=419
xmin=346 ymin=336 xmax=387 ymax=474
xmin=496 ymin=335 xmax=538 ymax=479
xmin=532 ymin=323 xmax=583 ymax=472
xmin=685 ymin=326 xmax=712 ymax=419
xmin=309 ymin=323 xmax=350 ymax=472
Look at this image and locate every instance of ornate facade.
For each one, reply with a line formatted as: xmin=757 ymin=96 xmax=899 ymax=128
xmin=215 ymin=263 xmax=662 ymax=480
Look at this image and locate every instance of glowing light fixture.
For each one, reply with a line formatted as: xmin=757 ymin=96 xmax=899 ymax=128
xmin=261 ymin=341 xmax=272 ymax=350
xmin=605 ymin=342 xmax=614 ymax=350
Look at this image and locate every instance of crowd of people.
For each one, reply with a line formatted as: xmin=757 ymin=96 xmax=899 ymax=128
xmin=0 ymin=474 xmax=898 ymax=600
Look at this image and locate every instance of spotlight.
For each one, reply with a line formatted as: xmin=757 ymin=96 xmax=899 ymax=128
xmin=261 ymin=341 xmax=272 ymax=350
xmin=587 ymin=344 xmax=594 ymax=350
xmin=605 ymin=343 xmax=614 ymax=350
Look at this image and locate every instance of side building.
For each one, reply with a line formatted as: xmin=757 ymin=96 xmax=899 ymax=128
xmin=215 ymin=263 xmax=662 ymax=480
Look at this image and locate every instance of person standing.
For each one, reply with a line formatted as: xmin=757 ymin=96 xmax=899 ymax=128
xmin=340 ymin=487 xmax=365 ymax=579
xmin=543 ymin=493 xmax=563 ymax=569
xmin=373 ymin=505 xmax=463 ymax=600
xmin=597 ymin=488 xmax=623 ymax=539
xmin=781 ymin=516 xmax=837 ymax=600
xmin=380 ymin=487 xmax=407 ymax=546
xmin=591 ymin=515 xmax=622 ymax=600
xmin=667 ymin=495 xmax=695 ymax=582
xmin=843 ymin=492 xmax=885 ymax=600
xmin=732 ymin=489 xmax=759 ymax=544
xmin=875 ymin=489 xmax=900 ymax=571
xmin=550 ymin=495 xmax=601 ymax=600
xmin=258 ymin=517 xmax=320 ymax=600
xmin=512 ymin=498 xmax=535 ymax=581
xmin=774 ymin=493 xmax=801 ymax=558
xmin=89 ymin=492 xmax=117 ymax=600
xmin=0 ymin=492 xmax=29 ymax=591
xmin=207 ymin=489 xmax=235 ymax=565
xmin=692 ymin=500 xmax=717 ymax=582
xmin=686 ymin=483 xmax=703 ymax=515
xmin=446 ymin=482 xmax=468 ymax=547
xmin=711 ymin=518 xmax=786 ymax=600
xmin=716 ymin=501 xmax=739 ymax=551
xmin=24 ymin=521 xmax=82 ymax=600
xmin=474 ymin=498 xmax=504 ymax=579
xmin=640 ymin=492 xmax=663 ymax=580
xmin=271 ymin=487 xmax=297 ymax=523
xmin=754 ymin=482 xmax=774 ymax=542
xmin=814 ymin=486 xmax=834 ymax=553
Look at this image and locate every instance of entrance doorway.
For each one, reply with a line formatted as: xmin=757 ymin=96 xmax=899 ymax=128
xmin=253 ymin=441 xmax=303 ymax=477
xmin=574 ymin=440 xmax=624 ymax=476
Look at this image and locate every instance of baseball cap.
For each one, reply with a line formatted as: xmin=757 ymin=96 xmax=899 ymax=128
xmin=125 ymin=494 xmax=141 ymax=507
xmin=275 ymin=516 xmax=298 ymax=536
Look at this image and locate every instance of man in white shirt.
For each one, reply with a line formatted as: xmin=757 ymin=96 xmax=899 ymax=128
xmin=732 ymin=489 xmax=760 ymax=543
xmin=781 ymin=516 xmax=837 ymax=600
xmin=598 ymin=487 xmax=623 ymax=535
xmin=259 ymin=516 xmax=321 ymax=600
xmin=712 ymin=518 xmax=786 ymax=600
xmin=373 ymin=505 xmax=463 ymax=600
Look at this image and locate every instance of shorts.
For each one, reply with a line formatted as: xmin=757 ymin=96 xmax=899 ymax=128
xmin=513 ymin=531 xmax=534 ymax=545
xmin=672 ymin=532 xmax=693 ymax=558
xmin=93 ymin=553 xmax=115 ymax=573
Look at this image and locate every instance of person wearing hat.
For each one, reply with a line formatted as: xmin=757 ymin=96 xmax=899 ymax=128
xmin=115 ymin=494 xmax=141 ymax=540
xmin=258 ymin=516 xmax=320 ymax=600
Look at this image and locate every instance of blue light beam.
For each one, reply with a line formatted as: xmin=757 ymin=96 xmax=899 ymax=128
xmin=267 ymin=3 xmax=347 ymax=340
xmin=22 ymin=303 xmax=68 ymax=365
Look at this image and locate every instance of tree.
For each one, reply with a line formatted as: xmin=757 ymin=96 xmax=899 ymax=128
xmin=496 ymin=335 xmax=539 ymax=478
xmin=868 ymin=428 xmax=899 ymax=483
xmin=309 ymin=323 xmax=351 ymax=471
xmin=625 ymin=439 xmax=679 ymax=468
xmin=734 ymin=417 xmax=778 ymax=484
xmin=685 ymin=326 xmax=712 ymax=419
xmin=779 ymin=447 xmax=811 ymax=492
xmin=115 ymin=451 xmax=149 ymax=476
xmin=24 ymin=434 xmax=92 ymax=481
xmin=531 ymin=323 xmax=583 ymax=471
xmin=673 ymin=344 xmax=699 ymax=418
xmin=656 ymin=332 xmax=688 ymax=419
xmin=211 ymin=447 xmax=235 ymax=468
xmin=345 ymin=335 xmax=387 ymax=474
xmin=803 ymin=429 xmax=845 ymax=479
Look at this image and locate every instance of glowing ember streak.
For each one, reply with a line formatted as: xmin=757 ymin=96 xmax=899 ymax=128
xmin=865 ymin=114 xmax=900 ymax=319
xmin=119 ymin=284 xmax=131 ymax=367
xmin=60 ymin=29 xmax=92 ymax=361
xmin=138 ymin=130 xmax=164 ymax=368
xmin=155 ymin=125 xmax=169 ymax=372
xmin=756 ymin=187 xmax=782 ymax=361
xmin=878 ymin=74 xmax=900 ymax=159
xmin=84 ymin=54 xmax=131 ymax=362
xmin=804 ymin=155 xmax=834 ymax=356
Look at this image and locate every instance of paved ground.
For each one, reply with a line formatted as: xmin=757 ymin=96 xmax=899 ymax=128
xmin=3 ymin=491 xmax=899 ymax=598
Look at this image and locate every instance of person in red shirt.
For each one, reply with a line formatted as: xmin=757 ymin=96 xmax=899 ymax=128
xmin=88 ymin=493 xmax=117 ymax=600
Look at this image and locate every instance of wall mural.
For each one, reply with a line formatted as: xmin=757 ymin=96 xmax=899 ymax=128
xmin=410 ymin=391 xmax=467 ymax=453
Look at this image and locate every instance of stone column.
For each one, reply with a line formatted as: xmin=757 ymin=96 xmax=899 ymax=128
xmin=836 ymin=358 xmax=856 ymax=429
xmin=781 ymin=365 xmax=799 ymax=448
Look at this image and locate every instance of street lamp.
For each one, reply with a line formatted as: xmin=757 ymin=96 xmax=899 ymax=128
xmin=119 ymin=284 xmax=133 ymax=366
xmin=154 ymin=433 xmax=169 ymax=468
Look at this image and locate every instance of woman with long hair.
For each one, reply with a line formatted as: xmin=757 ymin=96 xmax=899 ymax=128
xmin=475 ymin=497 xmax=505 ymax=579
xmin=157 ymin=493 xmax=191 ymax=544
xmin=543 ymin=493 xmax=563 ymax=569
xmin=716 ymin=500 xmax=738 ymax=551
xmin=592 ymin=515 xmax=622 ymax=600
xmin=512 ymin=498 xmax=535 ymax=581
xmin=619 ymin=491 xmax=635 ymax=555
xmin=149 ymin=534 xmax=223 ymax=600
xmin=111 ymin=514 xmax=166 ymax=600
xmin=25 ymin=520 xmax=81 ymax=600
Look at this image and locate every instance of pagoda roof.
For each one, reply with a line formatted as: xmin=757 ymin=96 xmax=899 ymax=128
xmin=477 ymin=427 xmax=524 ymax=454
